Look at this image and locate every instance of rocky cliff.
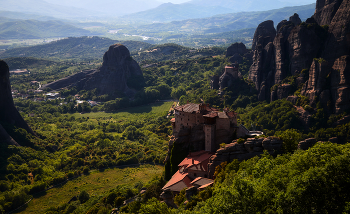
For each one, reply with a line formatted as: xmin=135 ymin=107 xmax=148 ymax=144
xmin=0 ymin=60 xmax=35 ymax=146
xmin=207 ymin=137 xmax=283 ymax=178
xmin=41 ymin=44 xmax=144 ymax=98
xmin=249 ymin=0 xmax=350 ymax=114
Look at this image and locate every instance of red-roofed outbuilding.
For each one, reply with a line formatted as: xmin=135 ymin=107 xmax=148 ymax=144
xmin=162 ymin=150 xmax=213 ymax=193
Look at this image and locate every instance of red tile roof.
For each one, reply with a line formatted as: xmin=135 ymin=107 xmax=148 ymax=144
xmin=162 ymin=171 xmax=192 ymax=191
xmin=174 ymin=103 xmax=219 ymax=114
xmin=198 ymin=182 xmax=214 ymax=190
xmin=225 ymin=111 xmax=238 ymax=118
xmin=170 ymin=118 xmax=175 ymax=122
xmin=178 ymin=151 xmax=212 ymax=171
xmin=190 ymin=177 xmax=214 ymax=185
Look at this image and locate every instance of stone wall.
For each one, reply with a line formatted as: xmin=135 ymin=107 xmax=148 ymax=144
xmin=207 ymin=137 xmax=283 ymax=178
xmin=173 ymin=110 xmax=204 ymax=136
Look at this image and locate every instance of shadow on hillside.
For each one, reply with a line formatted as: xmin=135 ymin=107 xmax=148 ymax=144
xmin=33 ymin=191 xmax=47 ymax=198
xmin=12 ymin=204 xmax=28 ymax=214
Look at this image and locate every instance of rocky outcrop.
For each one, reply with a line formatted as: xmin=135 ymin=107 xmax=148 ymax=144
xmin=289 ymin=13 xmax=302 ymax=26
xmin=0 ymin=60 xmax=35 ymax=146
xmin=160 ymin=190 xmax=177 ymax=208
xmin=249 ymin=0 xmax=350 ymax=113
xmin=210 ymin=75 xmax=220 ymax=90
xmin=295 ymin=106 xmax=311 ymax=129
xmin=330 ymin=55 xmax=350 ymax=114
xmin=226 ymin=42 xmax=248 ymax=57
xmin=313 ymin=0 xmax=343 ymax=26
xmin=218 ymin=69 xmax=239 ymax=91
xmin=41 ymin=44 xmax=144 ymax=98
xmin=302 ymin=59 xmax=330 ymax=105
xmin=207 ymin=137 xmax=282 ymax=178
xmin=298 ymin=138 xmax=317 ymax=150
xmin=251 ymin=20 xmax=276 ymax=51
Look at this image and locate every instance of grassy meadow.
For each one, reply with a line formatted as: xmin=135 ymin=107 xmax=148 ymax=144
xmin=70 ymin=101 xmax=174 ymax=119
xmin=17 ymin=165 xmax=163 ymax=213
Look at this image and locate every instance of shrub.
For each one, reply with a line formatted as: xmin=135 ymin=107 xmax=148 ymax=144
xmin=79 ymin=190 xmax=90 ymax=204
xmin=83 ymin=166 xmax=89 ymax=174
xmin=237 ymin=138 xmax=245 ymax=144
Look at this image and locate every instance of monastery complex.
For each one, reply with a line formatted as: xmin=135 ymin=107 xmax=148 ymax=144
xmin=163 ymin=103 xmax=243 ymax=194
xmin=171 ymin=103 xmax=238 ymax=152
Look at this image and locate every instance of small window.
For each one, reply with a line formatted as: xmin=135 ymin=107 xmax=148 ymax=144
xmin=194 ymin=173 xmax=197 ymax=177
xmin=204 ymin=174 xmax=207 ymax=178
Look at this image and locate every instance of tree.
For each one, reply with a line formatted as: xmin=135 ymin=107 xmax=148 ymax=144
xmin=276 ymin=129 xmax=302 ymax=153
xmin=139 ymin=198 xmax=170 ymax=214
xmin=79 ymin=190 xmax=90 ymax=204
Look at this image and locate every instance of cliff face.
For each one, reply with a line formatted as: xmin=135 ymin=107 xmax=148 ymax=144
xmin=0 ymin=60 xmax=35 ymax=146
xmin=249 ymin=0 xmax=350 ymax=114
xmin=41 ymin=44 xmax=144 ymax=98
xmin=207 ymin=137 xmax=283 ymax=178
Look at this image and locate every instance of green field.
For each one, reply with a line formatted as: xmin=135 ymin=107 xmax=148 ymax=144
xmin=69 ymin=101 xmax=174 ymax=119
xmin=17 ymin=165 xmax=163 ymax=214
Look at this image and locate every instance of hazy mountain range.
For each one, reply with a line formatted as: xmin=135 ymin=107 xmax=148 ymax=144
xmin=0 ymin=20 xmax=93 ymax=40
xmin=0 ymin=0 xmax=316 ymax=19
xmin=0 ymin=3 xmax=315 ymax=48
xmin=122 ymin=4 xmax=316 ymax=36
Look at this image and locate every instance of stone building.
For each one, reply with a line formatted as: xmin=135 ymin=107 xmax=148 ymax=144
xmin=224 ymin=62 xmax=239 ymax=78
xmin=171 ymin=103 xmax=238 ymax=152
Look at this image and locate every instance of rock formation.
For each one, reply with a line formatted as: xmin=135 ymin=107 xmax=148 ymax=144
xmin=248 ymin=0 xmax=350 ymax=114
xmin=207 ymin=137 xmax=283 ymax=178
xmin=0 ymin=60 xmax=35 ymax=146
xmin=41 ymin=44 xmax=144 ymax=98
xmin=218 ymin=63 xmax=241 ymax=91
xmin=298 ymin=138 xmax=317 ymax=150
xmin=211 ymin=42 xmax=251 ymax=91
xmin=226 ymin=42 xmax=248 ymax=57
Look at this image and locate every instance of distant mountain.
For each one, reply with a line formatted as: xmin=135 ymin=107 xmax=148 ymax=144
xmin=188 ymin=0 xmax=317 ymax=11
xmin=0 ymin=11 xmax=59 ymax=21
xmin=0 ymin=37 xmax=152 ymax=61
xmin=131 ymin=3 xmax=316 ymax=34
xmin=121 ymin=2 xmax=232 ymax=22
xmin=188 ymin=0 xmax=286 ymax=12
xmin=44 ymin=0 xmax=162 ymax=17
xmin=122 ymin=0 xmax=316 ymax=22
xmin=0 ymin=0 xmax=97 ymax=18
xmin=0 ymin=20 xmax=94 ymax=39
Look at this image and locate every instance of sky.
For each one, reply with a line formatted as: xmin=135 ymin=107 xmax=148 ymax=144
xmin=157 ymin=0 xmax=190 ymax=3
